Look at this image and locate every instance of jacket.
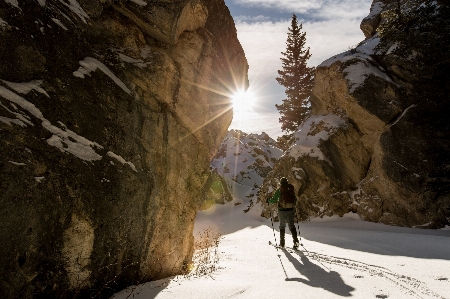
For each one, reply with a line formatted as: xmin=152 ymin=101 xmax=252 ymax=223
xmin=267 ymin=188 xmax=294 ymax=211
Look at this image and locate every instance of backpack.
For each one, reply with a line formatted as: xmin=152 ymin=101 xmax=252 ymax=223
xmin=278 ymin=183 xmax=296 ymax=209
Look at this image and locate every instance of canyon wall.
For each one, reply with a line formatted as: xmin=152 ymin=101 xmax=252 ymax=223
xmin=0 ymin=0 xmax=247 ymax=298
xmin=259 ymin=0 xmax=449 ymax=228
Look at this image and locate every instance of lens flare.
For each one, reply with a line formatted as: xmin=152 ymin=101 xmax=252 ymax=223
xmin=232 ymin=89 xmax=256 ymax=113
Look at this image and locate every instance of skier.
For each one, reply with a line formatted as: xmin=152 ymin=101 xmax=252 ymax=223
xmin=267 ymin=177 xmax=300 ymax=249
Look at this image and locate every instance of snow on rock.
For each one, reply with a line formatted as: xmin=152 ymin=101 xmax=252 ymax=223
xmin=51 ymin=18 xmax=68 ymax=31
xmin=107 ymin=151 xmax=138 ymax=172
xmin=4 ymin=0 xmax=19 ymax=9
xmin=59 ymin=0 xmax=89 ymax=24
xmin=0 ymin=81 xmax=142 ymax=166
xmin=319 ymin=36 xmax=398 ymax=94
xmin=119 ymin=53 xmax=152 ymax=68
xmin=0 ymin=116 xmax=27 ymax=127
xmin=0 ymin=18 xmax=8 ymax=27
xmin=292 ymin=167 xmax=306 ymax=180
xmin=34 ymin=176 xmax=45 ymax=182
xmin=0 ymin=83 xmax=104 ymax=161
xmin=286 ymin=114 xmax=346 ymax=165
xmin=389 ymin=104 xmax=417 ymax=127
xmin=0 ymin=104 xmax=33 ymax=127
xmin=211 ymin=129 xmax=282 ymax=188
xmin=360 ymin=1 xmax=385 ymax=38
xmin=8 ymin=161 xmax=26 ymax=166
xmin=129 ymin=0 xmax=147 ymax=6
xmin=366 ymin=1 xmax=385 ymax=20
xmin=45 ymin=129 xmax=102 ymax=161
xmin=345 ymin=60 xmax=391 ymax=93
xmin=0 ymin=85 xmax=45 ymax=121
xmin=316 ymin=36 xmax=383 ymax=68
xmin=2 ymin=79 xmax=49 ymax=97
xmin=73 ymin=57 xmax=132 ymax=95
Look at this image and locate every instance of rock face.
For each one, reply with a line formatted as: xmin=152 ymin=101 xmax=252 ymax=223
xmin=0 ymin=0 xmax=247 ymax=298
xmin=259 ymin=0 xmax=449 ymax=228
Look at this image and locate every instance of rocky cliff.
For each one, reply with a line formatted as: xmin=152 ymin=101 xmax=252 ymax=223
xmin=0 ymin=0 xmax=247 ymax=298
xmin=259 ymin=0 xmax=449 ymax=228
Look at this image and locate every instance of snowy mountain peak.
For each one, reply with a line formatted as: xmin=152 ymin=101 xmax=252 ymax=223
xmin=211 ymin=129 xmax=282 ymax=188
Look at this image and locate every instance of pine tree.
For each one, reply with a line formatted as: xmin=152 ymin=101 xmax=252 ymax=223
xmin=276 ymin=14 xmax=315 ymax=133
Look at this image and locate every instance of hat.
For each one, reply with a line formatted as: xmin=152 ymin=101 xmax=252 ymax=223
xmin=280 ymin=177 xmax=288 ymax=185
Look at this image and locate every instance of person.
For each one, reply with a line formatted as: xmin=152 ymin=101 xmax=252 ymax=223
xmin=267 ymin=177 xmax=300 ymax=249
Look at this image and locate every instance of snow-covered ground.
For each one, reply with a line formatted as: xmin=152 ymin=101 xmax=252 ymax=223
xmin=112 ymin=180 xmax=450 ymax=299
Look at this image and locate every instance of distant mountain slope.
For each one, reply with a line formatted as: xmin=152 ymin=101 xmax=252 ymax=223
xmin=202 ymin=130 xmax=282 ymax=210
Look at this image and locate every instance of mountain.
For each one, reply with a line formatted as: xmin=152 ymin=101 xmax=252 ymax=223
xmin=0 ymin=0 xmax=247 ymax=298
xmin=203 ymin=130 xmax=282 ymax=211
xmin=257 ymin=0 xmax=450 ymax=228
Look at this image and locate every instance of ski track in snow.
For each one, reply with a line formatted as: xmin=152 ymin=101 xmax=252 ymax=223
xmin=288 ymin=248 xmax=447 ymax=299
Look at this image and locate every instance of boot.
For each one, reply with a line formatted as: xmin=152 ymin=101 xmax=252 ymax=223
xmin=279 ymin=228 xmax=285 ymax=248
xmin=292 ymin=227 xmax=299 ymax=249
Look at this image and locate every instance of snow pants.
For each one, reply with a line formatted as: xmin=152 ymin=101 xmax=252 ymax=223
xmin=278 ymin=209 xmax=296 ymax=232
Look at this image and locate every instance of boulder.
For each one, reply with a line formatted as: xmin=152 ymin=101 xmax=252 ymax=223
xmin=0 ymin=0 xmax=247 ymax=298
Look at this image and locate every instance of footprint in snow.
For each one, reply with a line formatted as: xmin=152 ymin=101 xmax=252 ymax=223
xmin=354 ymin=275 xmax=364 ymax=278
xmin=376 ymin=295 xmax=388 ymax=298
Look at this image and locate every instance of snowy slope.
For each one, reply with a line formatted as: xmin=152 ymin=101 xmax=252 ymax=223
xmin=112 ymin=178 xmax=450 ymax=299
xmin=209 ymin=129 xmax=282 ymax=209
xmin=211 ymin=130 xmax=282 ymax=187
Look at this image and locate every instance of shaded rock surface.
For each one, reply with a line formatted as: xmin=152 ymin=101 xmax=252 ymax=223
xmin=0 ymin=0 xmax=247 ymax=298
xmin=259 ymin=0 xmax=449 ymax=228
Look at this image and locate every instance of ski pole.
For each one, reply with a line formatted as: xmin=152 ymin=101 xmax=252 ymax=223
xmin=294 ymin=209 xmax=301 ymax=245
xmin=269 ymin=208 xmax=278 ymax=251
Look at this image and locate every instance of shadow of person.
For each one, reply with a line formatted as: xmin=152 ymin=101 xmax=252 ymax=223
xmin=283 ymin=251 xmax=354 ymax=297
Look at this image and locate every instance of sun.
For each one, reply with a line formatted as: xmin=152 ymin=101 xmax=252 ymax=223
xmin=231 ymin=89 xmax=256 ymax=113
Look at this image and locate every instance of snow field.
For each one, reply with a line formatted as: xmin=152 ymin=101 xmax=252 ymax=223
xmin=112 ymin=181 xmax=450 ymax=299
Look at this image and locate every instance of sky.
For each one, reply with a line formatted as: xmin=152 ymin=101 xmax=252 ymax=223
xmin=226 ymin=0 xmax=374 ymax=138
xmin=112 ymin=180 xmax=450 ymax=299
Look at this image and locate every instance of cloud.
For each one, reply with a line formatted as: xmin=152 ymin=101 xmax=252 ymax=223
xmin=236 ymin=18 xmax=364 ymax=79
xmin=230 ymin=111 xmax=283 ymax=138
xmin=233 ymin=15 xmax=273 ymax=22
xmin=233 ymin=0 xmax=371 ymax=20
xmin=233 ymin=0 xmax=323 ymax=14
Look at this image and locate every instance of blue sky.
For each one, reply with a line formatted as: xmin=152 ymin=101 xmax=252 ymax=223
xmin=226 ymin=0 xmax=373 ymax=138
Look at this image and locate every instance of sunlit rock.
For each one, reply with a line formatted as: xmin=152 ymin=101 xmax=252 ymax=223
xmin=0 ymin=0 xmax=247 ymax=298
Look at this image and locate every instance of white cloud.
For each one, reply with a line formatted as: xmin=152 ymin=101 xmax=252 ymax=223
xmin=236 ymin=18 xmax=365 ymax=82
xmin=234 ymin=15 xmax=272 ymax=22
xmin=233 ymin=0 xmax=372 ymax=20
xmin=230 ymin=111 xmax=283 ymax=138
xmin=234 ymin=0 xmax=323 ymax=13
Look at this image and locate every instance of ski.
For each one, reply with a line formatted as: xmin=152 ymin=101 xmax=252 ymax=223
xmin=269 ymin=241 xmax=303 ymax=254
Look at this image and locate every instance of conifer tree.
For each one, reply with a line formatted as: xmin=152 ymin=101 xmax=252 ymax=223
xmin=276 ymin=14 xmax=315 ymax=133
